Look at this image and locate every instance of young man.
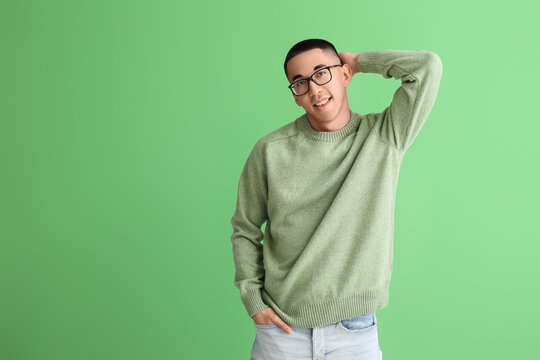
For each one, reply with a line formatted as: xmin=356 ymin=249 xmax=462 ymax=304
xmin=230 ymin=39 xmax=442 ymax=359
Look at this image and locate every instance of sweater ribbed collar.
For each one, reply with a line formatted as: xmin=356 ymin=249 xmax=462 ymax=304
xmin=297 ymin=110 xmax=361 ymax=142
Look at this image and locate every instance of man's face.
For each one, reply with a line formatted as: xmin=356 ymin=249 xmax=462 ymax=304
xmin=286 ymin=48 xmax=352 ymax=124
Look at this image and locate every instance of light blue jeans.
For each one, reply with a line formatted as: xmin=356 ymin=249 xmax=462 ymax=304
xmin=250 ymin=311 xmax=382 ymax=360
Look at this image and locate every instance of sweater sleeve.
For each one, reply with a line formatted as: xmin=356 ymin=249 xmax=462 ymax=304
xmin=230 ymin=139 xmax=270 ymax=318
xmin=357 ymin=49 xmax=443 ymax=152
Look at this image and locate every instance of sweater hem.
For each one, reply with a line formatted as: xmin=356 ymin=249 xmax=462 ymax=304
xmin=261 ymin=282 xmax=390 ymax=328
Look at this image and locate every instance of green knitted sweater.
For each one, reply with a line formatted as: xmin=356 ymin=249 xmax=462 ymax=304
xmin=230 ymin=49 xmax=442 ymax=328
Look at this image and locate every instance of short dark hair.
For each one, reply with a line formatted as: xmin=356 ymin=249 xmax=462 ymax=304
xmin=284 ymin=38 xmax=342 ymax=82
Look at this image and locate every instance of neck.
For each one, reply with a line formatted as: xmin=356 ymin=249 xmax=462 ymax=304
xmin=306 ymin=98 xmax=351 ymax=132
xmin=298 ymin=110 xmax=361 ymax=142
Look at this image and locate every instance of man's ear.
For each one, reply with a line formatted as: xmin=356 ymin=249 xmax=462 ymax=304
xmin=342 ymin=64 xmax=353 ymax=86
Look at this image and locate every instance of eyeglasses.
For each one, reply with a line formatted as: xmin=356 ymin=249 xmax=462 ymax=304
xmin=288 ymin=64 xmax=343 ymax=96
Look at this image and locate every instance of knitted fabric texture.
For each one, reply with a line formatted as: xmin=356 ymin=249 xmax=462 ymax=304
xmin=230 ymin=49 xmax=443 ymax=328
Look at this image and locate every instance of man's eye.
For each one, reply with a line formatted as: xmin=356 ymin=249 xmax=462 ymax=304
xmin=317 ymin=70 xmax=327 ymax=77
xmin=295 ymin=81 xmax=305 ymax=87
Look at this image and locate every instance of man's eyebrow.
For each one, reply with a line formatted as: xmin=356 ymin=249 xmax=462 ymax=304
xmin=291 ymin=64 xmax=327 ymax=82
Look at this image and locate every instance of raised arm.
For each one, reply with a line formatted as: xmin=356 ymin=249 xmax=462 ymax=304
xmin=229 ymin=139 xmax=270 ymax=318
xmin=346 ymin=49 xmax=443 ymax=152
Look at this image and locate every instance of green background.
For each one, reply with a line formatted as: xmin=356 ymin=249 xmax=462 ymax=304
xmin=1 ymin=0 xmax=538 ymax=359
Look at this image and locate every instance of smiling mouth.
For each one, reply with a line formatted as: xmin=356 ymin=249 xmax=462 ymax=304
xmin=313 ymin=96 xmax=332 ymax=109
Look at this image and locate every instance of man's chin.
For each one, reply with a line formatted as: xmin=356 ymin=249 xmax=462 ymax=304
xmin=307 ymin=108 xmax=333 ymax=118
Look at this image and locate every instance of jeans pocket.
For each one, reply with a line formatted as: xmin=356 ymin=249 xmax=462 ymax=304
xmin=254 ymin=322 xmax=278 ymax=330
xmin=336 ymin=311 xmax=377 ymax=333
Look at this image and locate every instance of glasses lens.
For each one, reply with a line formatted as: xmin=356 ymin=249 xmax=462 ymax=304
xmin=313 ymin=68 xmax=331 ymax=85
xmin=292 ymin=80 xmax=308 ymax=96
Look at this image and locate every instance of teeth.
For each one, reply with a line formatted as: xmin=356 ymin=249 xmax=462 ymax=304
xmin=315 ymin=97 xmax=330 ymax=106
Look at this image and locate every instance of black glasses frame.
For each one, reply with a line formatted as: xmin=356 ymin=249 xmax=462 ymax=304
xmin=288 ymin=64 xmax=343 ymax=96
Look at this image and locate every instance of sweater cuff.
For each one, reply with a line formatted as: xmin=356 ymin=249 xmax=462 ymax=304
xmin=241 ymin=287 xmax=270 ymax=318
xmin=357 ymin=51 xmax=390 ymax=78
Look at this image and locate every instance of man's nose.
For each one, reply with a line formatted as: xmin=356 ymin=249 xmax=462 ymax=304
xmin=307 ymin=78 xmax=323 ymax=95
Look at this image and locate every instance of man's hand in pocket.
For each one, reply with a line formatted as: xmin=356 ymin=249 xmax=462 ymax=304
xmin=251 ymin=307 xmax=293 ymax=334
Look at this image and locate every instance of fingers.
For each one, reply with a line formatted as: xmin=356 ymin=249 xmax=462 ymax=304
xmin=272 ymin=316 xmax=293 ymax=335
xmin=253 ymin=307 xmax=293 ymax=334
